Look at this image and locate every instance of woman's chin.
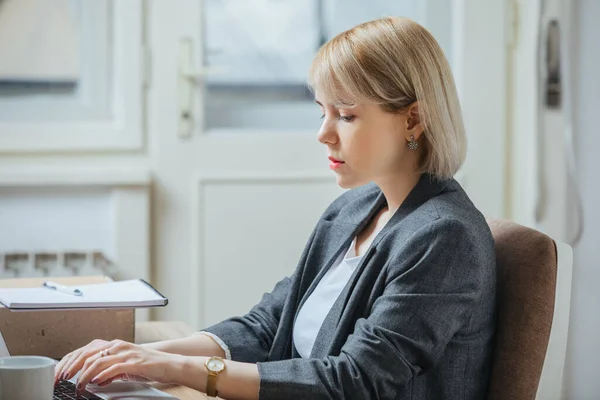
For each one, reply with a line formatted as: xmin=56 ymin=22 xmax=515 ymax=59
xmin=335 ymin=175 xmax=366 ymax=189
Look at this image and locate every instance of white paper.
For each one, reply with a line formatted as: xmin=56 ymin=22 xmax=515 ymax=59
xmin=0 ymin=280 xmax=167 ymax=310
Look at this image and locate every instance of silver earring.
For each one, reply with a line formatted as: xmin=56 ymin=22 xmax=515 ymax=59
xmin=408 ymin=135 xmax=419 ymax=150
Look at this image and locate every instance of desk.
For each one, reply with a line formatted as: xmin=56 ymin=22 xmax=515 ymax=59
xmin=135 ymin=321 xmax=215 ymax=400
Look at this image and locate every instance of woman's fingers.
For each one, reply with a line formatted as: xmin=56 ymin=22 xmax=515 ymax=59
xmin=75 ymin=348 xmax=109 ymax=384
xmin=95 ymin=373 xmax=152 ymax=388
xmin=85 ymin=363 xmax=133 ymax=391
xmin=54 ymin=352 xmax=75 ymax=383
xmin=63 ymin=346 xmax=104 ymax=381
xmin=71 ymin=342 xmax=175 ymax=395
xmin=75 ymin=355 xmax=130 ymax=395
xmin=96 ymin=376 xmax=117 ymax=387
xmin=55 ymin=349 xmax=84 ymax=382
xmin=54 ymin=339 xmax=109 ymax=383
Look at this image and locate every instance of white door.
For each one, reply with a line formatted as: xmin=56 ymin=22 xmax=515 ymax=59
xmin=148 ymin=0 xmax=508 ymax=329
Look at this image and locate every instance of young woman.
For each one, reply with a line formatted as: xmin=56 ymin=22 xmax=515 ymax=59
xmin=55 ymin=17 xmax=496 ymax=400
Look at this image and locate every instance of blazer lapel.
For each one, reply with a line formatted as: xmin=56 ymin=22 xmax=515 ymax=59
xmin=291 ymin=187 xmax=386 ymax=358
xmin=294 ymin=186 xmax=386 ymax=312
xmin=308 ymin=245 xmax=377 ymax=358
xmin=310 ymin=174 xmax=450 ymax=358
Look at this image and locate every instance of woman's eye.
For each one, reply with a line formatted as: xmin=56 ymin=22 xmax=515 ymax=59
xmin=320 ymin=114 xmax=325 ymax=120
xmin=340 ymin=115 xmax=355 ymax=122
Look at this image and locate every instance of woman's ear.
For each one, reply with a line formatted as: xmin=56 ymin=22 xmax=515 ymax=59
xmin=405 ymin=102 xmax=424 ymax=140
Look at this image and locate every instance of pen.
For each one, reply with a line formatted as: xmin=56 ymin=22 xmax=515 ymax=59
xmin=42 ymin=281 xmax=83 ymax=296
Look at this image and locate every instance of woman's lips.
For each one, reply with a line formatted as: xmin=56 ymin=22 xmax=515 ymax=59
xmin=328 ymin=156 xmax=345 ymax=170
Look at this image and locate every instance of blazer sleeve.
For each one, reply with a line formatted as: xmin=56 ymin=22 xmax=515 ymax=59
xmin=256 ymin=217 xmax=493 ymax=400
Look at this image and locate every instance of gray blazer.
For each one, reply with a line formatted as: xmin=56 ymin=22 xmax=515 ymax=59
xmin=204 ymin=174 xmax=496 ymax=399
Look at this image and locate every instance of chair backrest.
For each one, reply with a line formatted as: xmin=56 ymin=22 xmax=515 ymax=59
xmin=486 ymin=219 xmax=573 ymax=400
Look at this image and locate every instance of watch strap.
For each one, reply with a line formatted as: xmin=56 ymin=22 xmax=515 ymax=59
xmin=206 ymin=372 xmax=218 ymax=397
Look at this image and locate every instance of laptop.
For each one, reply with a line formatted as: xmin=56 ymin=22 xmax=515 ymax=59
xmin=0 ymin=330 xmax=177 ymax=399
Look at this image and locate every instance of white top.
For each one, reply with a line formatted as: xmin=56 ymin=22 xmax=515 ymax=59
xmin=293 ymin=237 xmax=364 ymax=358
xmin=197 ymin=238 xmax=363 ymax=361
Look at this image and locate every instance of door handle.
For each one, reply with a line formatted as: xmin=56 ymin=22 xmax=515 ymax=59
xmin=177 ymin=38 xmax=227 ymax=138
xmin=178 ymin=37 xmax=198 ymax=138
xmin=535 ymin=9 xmax=584 ymax=246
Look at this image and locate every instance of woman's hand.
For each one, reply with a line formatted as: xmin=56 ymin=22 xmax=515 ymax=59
xmin=54 ymin=339 xmax=185 ymax=396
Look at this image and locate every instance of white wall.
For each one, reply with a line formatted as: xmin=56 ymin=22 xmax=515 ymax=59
xmin=564 ymin=0 xmax=600 ymax=398
xmin=0 ymin=188 xmax=112 ymax=255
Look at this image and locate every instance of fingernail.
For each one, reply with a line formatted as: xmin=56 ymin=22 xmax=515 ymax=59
xmin=90 ymin=378 xmax=96 ymax=384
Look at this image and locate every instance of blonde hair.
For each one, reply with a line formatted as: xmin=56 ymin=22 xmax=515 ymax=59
xmin=308 ymin=17 xmax=466 ymax=179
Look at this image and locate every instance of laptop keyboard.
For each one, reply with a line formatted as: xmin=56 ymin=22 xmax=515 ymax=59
xmin=54 ymin=380 xmax=102 ymax=399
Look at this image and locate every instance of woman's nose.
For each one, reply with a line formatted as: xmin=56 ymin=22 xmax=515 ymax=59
xmin=317 ymin=120 xmax=338 ymax=145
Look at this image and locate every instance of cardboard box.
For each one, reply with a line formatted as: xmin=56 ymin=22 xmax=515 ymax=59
xmin=0 ymin=276 xmax=134 ymax=359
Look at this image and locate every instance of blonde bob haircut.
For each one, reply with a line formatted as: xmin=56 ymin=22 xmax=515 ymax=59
xmin=308 ymin=17 xmax=466 ymax=180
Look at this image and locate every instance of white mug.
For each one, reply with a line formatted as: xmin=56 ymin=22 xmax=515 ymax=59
xmin=0 ymin=356 xmax=55 ymax=400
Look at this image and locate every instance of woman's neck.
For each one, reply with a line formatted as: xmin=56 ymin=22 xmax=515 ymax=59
xmin=375 ymin=171 xmax=422 ymax=216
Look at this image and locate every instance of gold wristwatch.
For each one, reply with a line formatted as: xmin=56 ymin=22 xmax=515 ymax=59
xmin=205 ymin=356 xmax=226 ymax=398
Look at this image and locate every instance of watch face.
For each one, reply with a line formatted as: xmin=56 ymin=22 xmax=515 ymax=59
xmin=207 ymin=358 xmax=225 ymax=372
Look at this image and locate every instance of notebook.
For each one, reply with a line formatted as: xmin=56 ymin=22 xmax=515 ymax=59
xmin=0 ymin=279 xmax=168 ymax=310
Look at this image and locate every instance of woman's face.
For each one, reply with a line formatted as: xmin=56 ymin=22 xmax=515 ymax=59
xmin=316 ymin=93 xmax=418 ymax=189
